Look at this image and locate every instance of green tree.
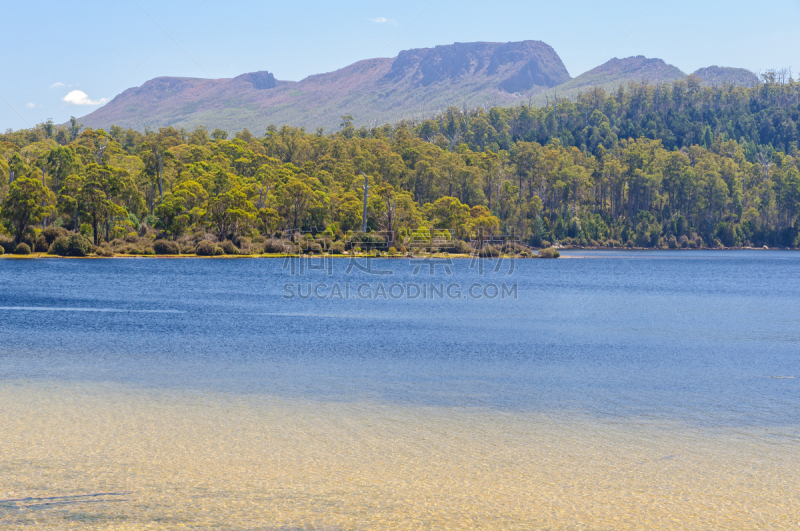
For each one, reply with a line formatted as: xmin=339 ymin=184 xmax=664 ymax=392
xmin=2 ymin=177 xmax=56 ymax=243
xmin=207 ymin=188 xmax=256 ymax=240
xmin=46 ymin=146 xmax=78 ymax=189
xmin=155 ymin=194 xmax=189 ymax=240
xmin=211 ymin=129 xmax=228 ymax=141
xmin=278 ymin=178 xmax=317 ymax=229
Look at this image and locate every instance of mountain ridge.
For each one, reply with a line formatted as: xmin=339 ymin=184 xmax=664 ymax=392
xmin=78 ymin=41 xmax=756 ymax=133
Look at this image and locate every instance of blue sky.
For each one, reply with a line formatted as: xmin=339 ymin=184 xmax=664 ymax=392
xmin=3 ymin=0 xmax=798 ymax=131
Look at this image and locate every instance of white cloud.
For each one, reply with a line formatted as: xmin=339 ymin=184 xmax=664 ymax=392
xmin=371 ymin=17 xmax=396 ymax=25
xmin=63 ymin=90 xmax=107 ymax=106
xmin=25 ymin=103 xmax=36 ymax=109
xmin=50 ymin=82 xmax=65 ymax=88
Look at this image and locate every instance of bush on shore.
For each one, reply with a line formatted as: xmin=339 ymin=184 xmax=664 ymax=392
xmin=34 ymin=236 xmax=50 ymax=252
xmin=219 ymin=240 xmax=238 ymax=255
xmin=195 ymin=240 xmax=223 ymax=256
xmin=263 ymin=239 xmax=288 ymax=254
xmin=49 ymin=235 xmax=93 ymax=257
xmin=153 ymin=240 xmax=180 ymax=255
xmin=14 ymin=243 xmax=31 ymax=255
xmin=478 ymin=245 xmax=500 ymax=258
xmin=41 ymin=227 xmax=69 ymax=245
xmin=446 ymin=239 xmax=474 ymax=255
xmin=0 ymin=237 xmax=15 ymax=254
xmin=537 ymin=247 xmax=560 ymax=259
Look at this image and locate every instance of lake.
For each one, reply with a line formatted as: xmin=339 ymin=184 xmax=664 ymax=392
xmin=1 ymin=251 xmax=798 ymax=529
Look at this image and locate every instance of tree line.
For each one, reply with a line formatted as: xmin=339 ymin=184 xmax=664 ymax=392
xmin=1 ymin=73 xmax=799 ymax=255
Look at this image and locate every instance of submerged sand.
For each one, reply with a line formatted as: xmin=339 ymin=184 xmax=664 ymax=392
xmin=1 ymin=380 xmax=797 ymax=530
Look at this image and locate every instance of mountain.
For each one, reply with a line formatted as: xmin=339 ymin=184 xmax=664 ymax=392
xmin=79 ymin=41 xmax=571 ymax=133
xmin=691 ymin=66 xmax=758 ymax=87
xmin=527 ymin=57 xmax=758 ymax=106
xmin=78 ymin=44 xmax=757 ymax=134
xmin=534 ymin=56 xmax=686 ymax=102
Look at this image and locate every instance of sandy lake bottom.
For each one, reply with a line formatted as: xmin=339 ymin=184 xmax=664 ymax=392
xmin=2 ymin=380 xmax=798 ymax=531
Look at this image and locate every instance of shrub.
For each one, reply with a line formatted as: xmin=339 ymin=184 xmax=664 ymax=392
xmin=448 ymin=239 xmax=474 ymax=255
xmin=19 ymin=231 xmax=36 ymax=249
xmin=350 ymin=232 xmax=386 ymax=245
xmin=537 ymin=247 xmax=560 ymax=258
xmin=180 ymin=245 xmax=196 ymax=255
xmin=539 ymin=240 xmax=551 ymax=249
xmin=41 ymin=227 xmax=69 ymax=245
xmin=195 ymin=240 xmax=214 ymax=256
xmin=388 ymin=246 xmax=398 ymax=256
xmin=125 ymin=233 xmax=139 ymax=243
xmin=49 ymin=235 xmax=93 ymax=257
xmin=478 ymin=245 xmax=500 ymax=258
xmin=0 ymin=245 xmax=3 ymax=256
xmin=0 ymin=237 xmax=15 ymax=254
xmin=195 ymin=240 xmax=224 ymax=256
xmin=501 ymin=242 xmax=525 ymax=254
xmin=14 ymin=243 xmax=31 ymax=255
xmin=668 ymin=236 xmax=678 ymax=249
xmin=263 ymin=239 xmax=288 ymax=254
xmin=518 ymin=249 xmax=534 ymax=258
xmin=679 ymin=235 xmax=689 ymax=248
xmin=399 ymin=245 xmax=407 ymax=254
xmin=329 ymin=241 xmax=346 ymax=254
xmin=95 ymin=246 xmax=114 ymax=257
xmin=153 ymin=240 xmax=180 ymax=255
xmin=34 ymin=236 xmax=50 ymax=252
xmin=235 ymin=237 xmax=252 ymax=254
xmin=219 ymin=240 xmax=238 ymax=255
xmin=126 ymin=246 xmax=154 ymax=256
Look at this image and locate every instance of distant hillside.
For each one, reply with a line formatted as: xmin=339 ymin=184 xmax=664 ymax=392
xmin=692 ymin=66 xmax=758 ymax=87
xmin=79 ymin=41 xmax=571 ymax=133
xmin=530 ymin=56 xmax=685 ymax=103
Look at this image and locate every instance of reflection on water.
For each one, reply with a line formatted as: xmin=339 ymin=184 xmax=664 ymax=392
xmin=1 ymin=381 xmax=798 ymax=530
xmin=1 ymin=252 xmax=799 ymax=528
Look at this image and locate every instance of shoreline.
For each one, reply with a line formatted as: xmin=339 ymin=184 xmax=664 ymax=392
xmin=1 ymin=247 xmax=797 ymax=260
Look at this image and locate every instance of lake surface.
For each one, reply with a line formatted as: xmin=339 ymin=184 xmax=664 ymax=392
xmin=2 ymin=251 xmax=798 ymax=425
xmin=1 ymin=251 xmax=798 ymax=529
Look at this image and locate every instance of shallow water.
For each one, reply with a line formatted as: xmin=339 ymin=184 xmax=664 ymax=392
xmin=1 ymin=252 xmax=798 ymax=529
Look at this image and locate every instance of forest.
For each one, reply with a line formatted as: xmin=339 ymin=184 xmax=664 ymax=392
xmin=1 ymin=72 xmax=799 ymax=257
